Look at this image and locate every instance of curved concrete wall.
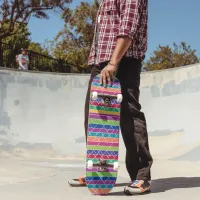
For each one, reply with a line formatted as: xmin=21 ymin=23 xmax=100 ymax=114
xmin=0 ymin=64 xmax=200 ymax=161
xmin=140 ymin=64 xmax=200 ymax=161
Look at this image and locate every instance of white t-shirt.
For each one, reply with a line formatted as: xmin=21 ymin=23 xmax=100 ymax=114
xmin=17 ymin=54 xmax=29 ymax=70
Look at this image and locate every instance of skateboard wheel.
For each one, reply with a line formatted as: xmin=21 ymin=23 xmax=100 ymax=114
xmin=87 ymin=160 xmax=93 ymax=169
xmin=113 ymin=162 xmax=119 ymax=170
xmin=117 ymin=94 xmax=123 ymax=103
xmin=92 ymin=92 xmax=98 ymax=100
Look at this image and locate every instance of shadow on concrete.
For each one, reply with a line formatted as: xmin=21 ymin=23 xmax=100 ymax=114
xmin=108 ymin=177 xmax=200 ymax=196
xmin=105 ymin=182 xmax=129 ymax=196
xmin=108 ymin=191 xmax=125 ymax=196
xmin=115 ymin=182 xmax=129 ymax=187
xmin=152 ymin=177 xmax=200 ymax=193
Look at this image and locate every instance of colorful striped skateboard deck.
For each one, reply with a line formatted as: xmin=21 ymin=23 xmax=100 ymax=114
xmin=86 ymin=74 xmax=122 ymax=195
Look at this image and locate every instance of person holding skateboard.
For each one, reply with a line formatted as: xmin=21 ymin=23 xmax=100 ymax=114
xmin=69 ymin=0 xmax=153 ymax=195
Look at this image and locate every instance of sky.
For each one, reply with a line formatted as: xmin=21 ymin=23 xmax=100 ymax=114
xmin=28 ymin=0 xmax=200 ymax=59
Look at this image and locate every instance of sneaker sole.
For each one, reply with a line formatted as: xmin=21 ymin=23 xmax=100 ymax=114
xmin=124 ymin=189 xmax=151 ymax=196
xmin=68 ymin=182 xmax=86 ymax=187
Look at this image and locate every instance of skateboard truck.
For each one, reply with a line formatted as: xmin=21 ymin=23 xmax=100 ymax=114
xmin=99 ymin=159 xmax=108 ymax=171
xmin=91 ymin=91 xmax=123 ymax=104
xmin=87 ymin=159 xmax=119 ymax=171
xmin=99 ymin=159 xmax=107 ymax=165
xmin=104 ymin=97 xmax=111 ymax=105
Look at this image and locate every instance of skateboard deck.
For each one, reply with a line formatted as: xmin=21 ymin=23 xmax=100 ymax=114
xmin=86 ymin=74 xmax=122 ymax=195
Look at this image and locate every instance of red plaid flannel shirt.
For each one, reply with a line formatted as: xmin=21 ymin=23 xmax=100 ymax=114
xmin=88 ymin=0 xmax=148 ymax=66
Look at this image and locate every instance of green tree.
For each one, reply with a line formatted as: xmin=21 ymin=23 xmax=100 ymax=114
xmin=28 ymin=42 xmax=49 ymax=55
xmin=0 ymin=0 xmax=72 ymax=40
xmin=52 ymin=0 xmax=100 ymax=72
xmin=144 ymin=42 xmax=199 ymax=71
xmin=2 ymin=23 xmax=31 ymax=51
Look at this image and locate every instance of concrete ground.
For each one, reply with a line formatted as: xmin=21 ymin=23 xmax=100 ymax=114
xmin=0 ymin=157 xmax=200 ymax=200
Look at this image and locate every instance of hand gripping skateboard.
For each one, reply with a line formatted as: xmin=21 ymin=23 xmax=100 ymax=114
xmin=85 ymin=74 xmax=123 ymax=195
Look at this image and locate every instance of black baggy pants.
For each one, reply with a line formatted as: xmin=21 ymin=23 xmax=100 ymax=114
xmin=84 ymin=57 xmax=153 ymax=181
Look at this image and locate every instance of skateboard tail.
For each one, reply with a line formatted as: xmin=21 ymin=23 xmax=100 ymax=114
xmin=86 ymin=171 xmax=117 ymax=195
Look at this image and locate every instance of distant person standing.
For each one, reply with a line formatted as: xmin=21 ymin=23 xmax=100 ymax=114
xmin=16 ymin=48 xmax=29 ymax=70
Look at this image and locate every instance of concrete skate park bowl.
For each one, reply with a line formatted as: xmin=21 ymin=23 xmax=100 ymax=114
xmin=0 ymin=63 xmax=200 ymax=162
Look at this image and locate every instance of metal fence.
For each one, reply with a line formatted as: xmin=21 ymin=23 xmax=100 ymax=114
xmin=0 ymin=42 xmax=17 ymax=68
xmin=27 ymin=49 xmax=71 ymax=73
xmin=0 ymin=42 xmax=88 ymax=73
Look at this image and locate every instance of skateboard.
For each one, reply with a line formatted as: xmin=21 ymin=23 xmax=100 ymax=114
xmin=85 ymin=74 xmax=122 ymax=195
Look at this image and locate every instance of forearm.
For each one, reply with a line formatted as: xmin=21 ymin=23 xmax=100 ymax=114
xmin=110 ymin=36 xmax=132 ymax=66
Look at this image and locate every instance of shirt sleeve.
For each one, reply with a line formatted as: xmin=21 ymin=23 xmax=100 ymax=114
xmin=117 ymin=0 xmax=145 ymax=39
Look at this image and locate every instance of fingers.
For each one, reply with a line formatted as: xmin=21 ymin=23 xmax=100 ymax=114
xmin=100 ymin=65 xmax=116 ymax=87
xmin=100 ymin=70 xmax=111 ymax=88
xmin=100 ymin=71 xmax=107 ymax=88
xmin=110 ymin=72 xmax=114 ymax=82
xmin=102 ymin=71 xmax=107 ymax=87
xmin=105 ymin=71 xmax=111 ymax=85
